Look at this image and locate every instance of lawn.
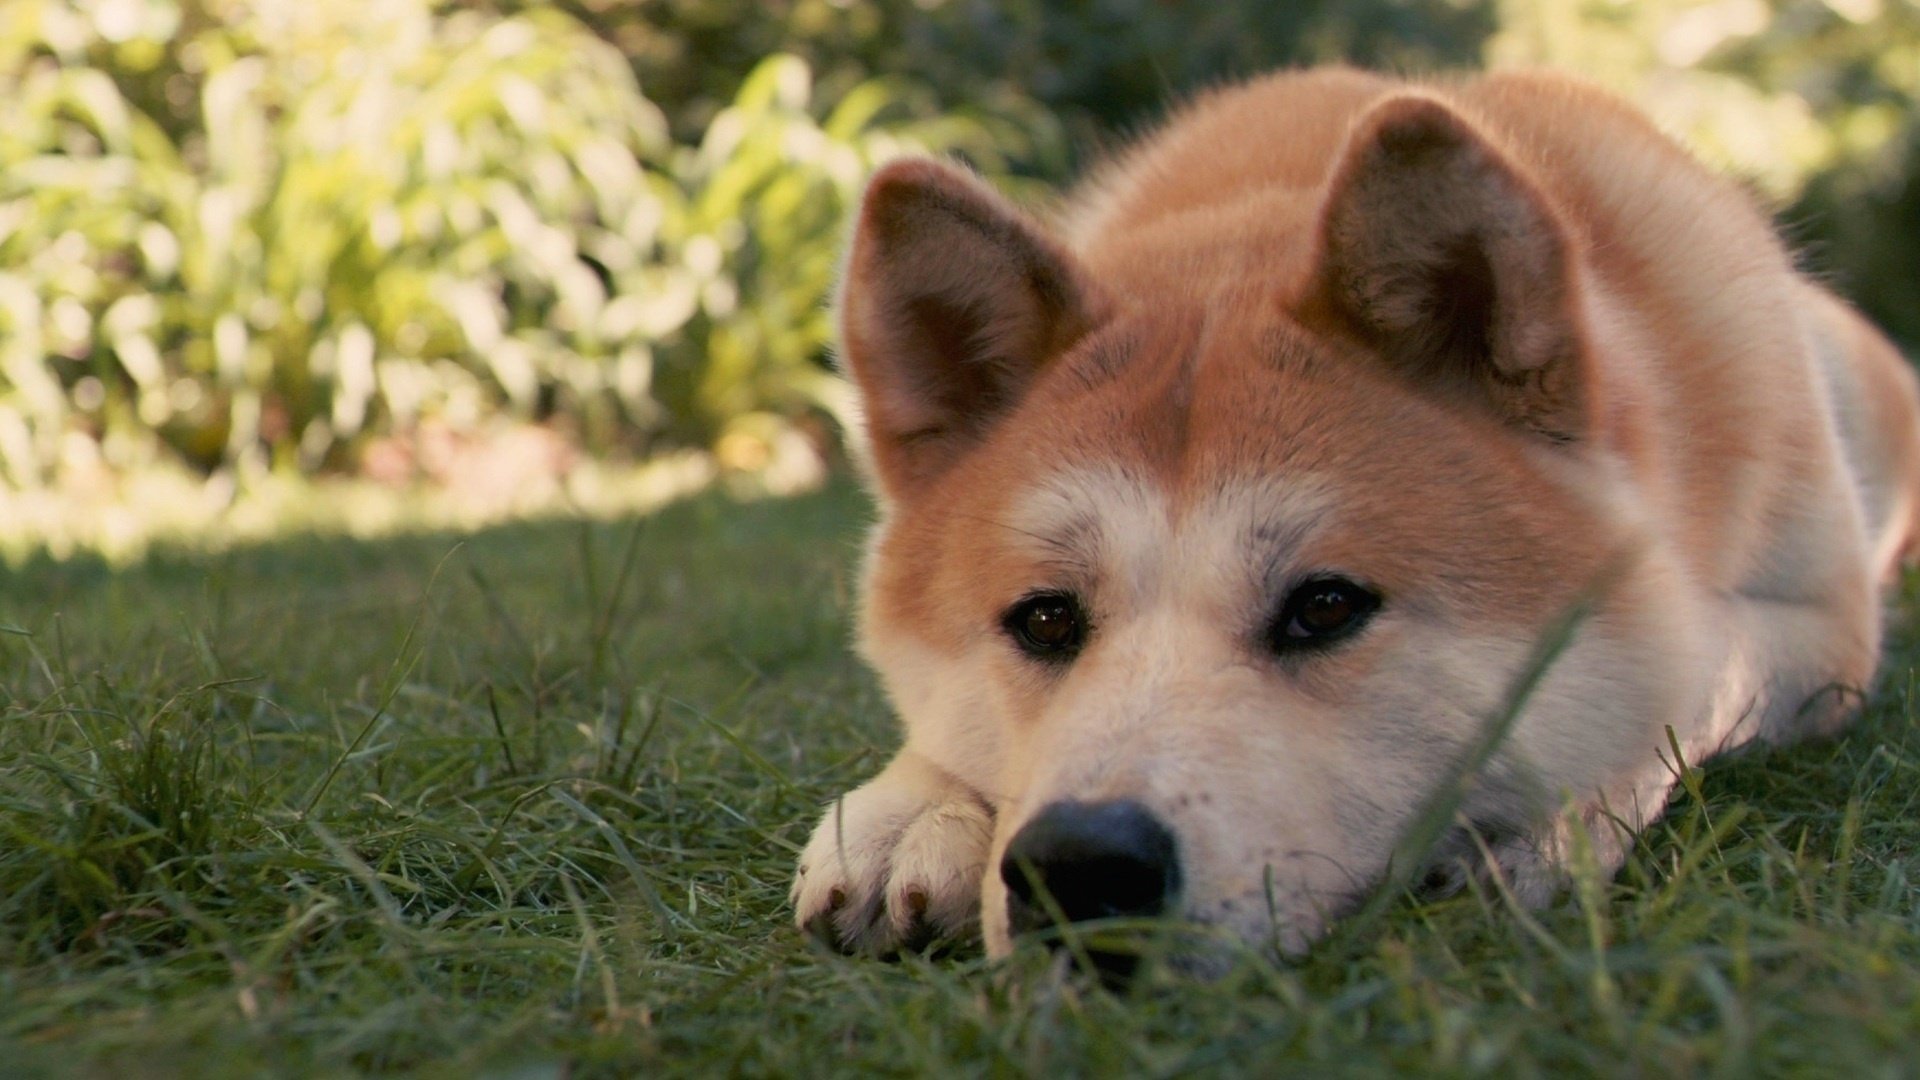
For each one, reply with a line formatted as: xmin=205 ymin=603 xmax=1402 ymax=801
xmin=2 ymin=479 xmax=1918 ymax=1077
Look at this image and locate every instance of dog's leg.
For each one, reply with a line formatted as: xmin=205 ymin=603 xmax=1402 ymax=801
xmin=791 ymin=750 xmax=994 ymax=954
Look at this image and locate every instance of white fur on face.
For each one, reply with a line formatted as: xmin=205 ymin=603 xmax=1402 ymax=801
xmin=955 ymin=466 xmax=1701 ymax=959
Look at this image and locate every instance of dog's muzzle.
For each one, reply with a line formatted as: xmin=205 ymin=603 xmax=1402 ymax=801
xmin=1001 ymin=799 xmax=1181 ymax=978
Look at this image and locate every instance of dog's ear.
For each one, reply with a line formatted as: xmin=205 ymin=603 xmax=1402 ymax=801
xmin=839 ymin=158 xmax=1107 ymax=496
xmin=1307 ymin=95 xmax=1588 ymax=442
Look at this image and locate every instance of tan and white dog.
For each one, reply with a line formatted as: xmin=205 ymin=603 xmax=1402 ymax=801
xmin=789 ymin=67 xmax=1920 ymax=971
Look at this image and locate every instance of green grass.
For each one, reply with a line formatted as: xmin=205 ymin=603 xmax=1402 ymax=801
xmin=3 ymin=479 xmax=1919 ymax=1077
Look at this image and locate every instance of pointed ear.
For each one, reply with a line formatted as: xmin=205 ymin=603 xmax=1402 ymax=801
xmin=838 ymin=158 xmax=1108 ymax=496
xmin=1307 ymin=96 xmax=1588 ymax=441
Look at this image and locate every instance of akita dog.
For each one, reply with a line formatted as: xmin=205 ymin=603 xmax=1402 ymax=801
xmin=790 ymin=67 xmax=1920 ymax=971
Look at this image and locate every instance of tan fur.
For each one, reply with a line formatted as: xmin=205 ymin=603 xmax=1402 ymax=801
xmin=791 ymin=67 xmax=1920 ymax=969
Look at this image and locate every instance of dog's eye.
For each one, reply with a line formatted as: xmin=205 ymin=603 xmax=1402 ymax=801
xmin=1003 ymin=592 xmax=1087 ymax=661
xmin=1272 ymin=576 xmax=1380 ymax=651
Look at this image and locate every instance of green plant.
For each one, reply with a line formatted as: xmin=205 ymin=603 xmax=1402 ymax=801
xmin=654 ymin=53 xmax=1055 ymax=455
xmin=0 ymin=0 xmax=693 ymax=487
xmin=0 ymin=1 xmax=1031 ymax=501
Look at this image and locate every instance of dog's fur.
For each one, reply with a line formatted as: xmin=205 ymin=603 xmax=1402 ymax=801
xmin=790 ymin=67 xmax=1920 ymax=967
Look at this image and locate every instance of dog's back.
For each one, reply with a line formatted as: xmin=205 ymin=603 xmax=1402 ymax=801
xmin=1804 ymin=284 xmax=1920 ymax=578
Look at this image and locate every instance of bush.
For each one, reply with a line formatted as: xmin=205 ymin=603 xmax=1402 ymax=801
xmin=0 ymin=0 xmax=1021 ymax=493
xmin=1 ymin=2 xmax=686 ymax=486
xmin=534 ymin=0 xmax=1493 ymax=157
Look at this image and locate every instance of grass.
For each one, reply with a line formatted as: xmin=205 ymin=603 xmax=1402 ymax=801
xmin=2 ymin=478 xmax=1919 ymax=1076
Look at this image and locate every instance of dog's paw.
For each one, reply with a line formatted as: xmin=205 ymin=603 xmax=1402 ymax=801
xmin=791 ymin=756 xmax=994 ymax=955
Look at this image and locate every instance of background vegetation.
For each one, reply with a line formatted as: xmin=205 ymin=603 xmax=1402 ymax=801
xmin=1 ymin=0 xmax=1916 ymax=558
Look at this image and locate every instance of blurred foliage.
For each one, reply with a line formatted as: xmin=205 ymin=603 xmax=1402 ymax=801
xmin=2 ymin=0 xmax=676 ymax=488
xmin=0 ymin=0 xmax=1012 ymax=495
xmin=652 ymin=51 xmax=1048 ymax=454
xmin=514 ymin=0 xmax=1492 ymax=158
xmin=0 ymin=0 xmax=1914 ymax=509
xmin=1493 ymin=0 xmax=1920 ymax=344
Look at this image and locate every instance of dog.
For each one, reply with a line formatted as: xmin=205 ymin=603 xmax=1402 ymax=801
xmin=789 ymin=67 xmax=1920 ymax=973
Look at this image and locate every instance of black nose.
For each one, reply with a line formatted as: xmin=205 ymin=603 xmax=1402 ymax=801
xmin=1001 ymin=799 xmax=1180 ymax=935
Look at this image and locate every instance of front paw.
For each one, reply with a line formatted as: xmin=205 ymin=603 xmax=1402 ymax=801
xmin=790 ymin=755 xmax=994 ymax=955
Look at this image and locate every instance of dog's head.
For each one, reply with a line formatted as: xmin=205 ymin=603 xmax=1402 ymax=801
xmin=838 ymin=97 xmax=1701 ymax=968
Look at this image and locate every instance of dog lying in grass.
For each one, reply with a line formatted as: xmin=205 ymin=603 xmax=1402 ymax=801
xmin=790 ymin=67 xmax=1920 ymax=974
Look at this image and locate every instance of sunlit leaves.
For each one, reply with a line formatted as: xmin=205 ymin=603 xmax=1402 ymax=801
xmin=0 ymin=1 xmax=1026 ymax=516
